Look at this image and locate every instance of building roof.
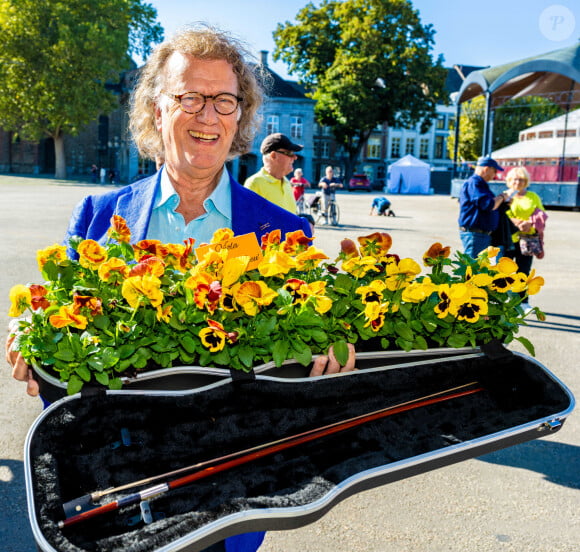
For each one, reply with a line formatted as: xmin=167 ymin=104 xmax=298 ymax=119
xmin=493 ymin=108 xmax=580 ymax=160
xmin=517 ymin=107 xmax=580 ymax=135
xmin=257 ymin=51 xmax=311 ymax=100
xmin=493 ymin=136 xmax=580 ymax=159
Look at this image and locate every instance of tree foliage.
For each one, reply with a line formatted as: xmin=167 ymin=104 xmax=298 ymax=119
xmin=0 ymin=0 xmax=163 ymax=178
xmin=448 ymin=95 xmax=563 ymax=162
xmin=273 ymin=0 xmax=447 ymax=178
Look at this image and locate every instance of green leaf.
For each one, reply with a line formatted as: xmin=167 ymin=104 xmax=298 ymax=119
xmin=394 ymin=337 xmax=413 ymax=352
xmin=92 ymin=315 xmax=110 ymax=331
xmin=117 ymin=344 xmax=136 ymax=359
xmin=273 ymin=340 xmax=290 ymax=367
xmin=67 ymin=375 xmax=83 ymax=395
xmin=237 ymin=346 xmax=254 ymax=368
xmin=293 ymin=345 xmax=312 ymax=366
xmin=101 ymin=347 xmax=120 ymax=368
xmin=394 ymin=322 xmax=414 ymax=341
xmin=413 ymin=335 xmax=428 ymax=350
xmin=95 ymin=372 xmax=110 ymax=386
xmin=447 ymin=333 xmax=469 ymax=348
xmin=515 ymin=336 xmax=535 ymax=356
xmin=179 ymin=334 xmax=197 ymax=354
xmin=87 ymin=359 xmax=105 ymax=372
xmin=54 ymin=349 xmax=75 ymax=362
xmin=331 ymin=340 xmax=349 ymax=365
xmin=76 ymin=365 xmax=92 ymax=382
xmin=109 ymin=378 xmax=123 ymax=391
xmin=334 ymin=273 xmax=355 ymax=292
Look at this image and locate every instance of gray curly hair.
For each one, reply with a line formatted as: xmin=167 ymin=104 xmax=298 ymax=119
xmin=129 ymin=23 xmax=264 ymax=160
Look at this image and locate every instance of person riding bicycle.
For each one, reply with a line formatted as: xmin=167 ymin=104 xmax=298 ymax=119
xmin=318 ymin=166 xmax=342 ymax=224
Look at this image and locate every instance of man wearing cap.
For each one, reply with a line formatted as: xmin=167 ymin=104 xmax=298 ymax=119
xmin=458 ymin=156 xmax=509 ymax=258
xmin=244 ymin=133 xmax=303 ymax=213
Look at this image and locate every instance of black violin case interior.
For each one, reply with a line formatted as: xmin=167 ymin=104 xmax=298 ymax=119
xmin=25 ymin=345 xmax=574 ymax=552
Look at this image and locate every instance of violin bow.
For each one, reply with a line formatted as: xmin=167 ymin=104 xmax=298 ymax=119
xmin=59 ymin=380 xmax=483 ymax=528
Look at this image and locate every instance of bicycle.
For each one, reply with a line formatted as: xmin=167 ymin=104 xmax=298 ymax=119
xmin=306 ymin=189 xmax=340 ymax=226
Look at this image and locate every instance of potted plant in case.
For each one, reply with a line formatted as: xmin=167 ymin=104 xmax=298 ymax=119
xmin=8 ymin=215 xmax=544 ymax=397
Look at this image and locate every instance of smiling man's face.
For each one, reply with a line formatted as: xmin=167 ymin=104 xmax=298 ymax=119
xmin=155 ymin=52 xmax=240 ymax=182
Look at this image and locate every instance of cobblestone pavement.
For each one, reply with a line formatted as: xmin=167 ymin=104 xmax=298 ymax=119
xmin=1 ymin=175 xmax=578 ymax=551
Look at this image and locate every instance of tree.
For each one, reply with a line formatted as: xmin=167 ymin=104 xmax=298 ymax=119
xmin=273 ymin=0 xmax=447 ymax=180
xmin=448 ymin=95 xmax=563 ymax=162
xmin=0 ymin=0 xmax=163 ymax=178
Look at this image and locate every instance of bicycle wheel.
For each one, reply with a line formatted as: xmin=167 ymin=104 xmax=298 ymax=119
xmin=329 ymin=202 xmax=340 ymax=225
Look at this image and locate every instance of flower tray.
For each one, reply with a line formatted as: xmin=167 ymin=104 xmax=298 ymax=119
xmin=25 ymin=347 xmax=574 ymax=552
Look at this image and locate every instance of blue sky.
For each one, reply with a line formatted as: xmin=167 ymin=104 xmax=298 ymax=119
xmin=146 ymin=0 xmax=579 ymax=79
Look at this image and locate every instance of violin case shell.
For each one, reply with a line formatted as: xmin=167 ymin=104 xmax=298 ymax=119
xmin=24 ymin=346 xmax=575 ymax=552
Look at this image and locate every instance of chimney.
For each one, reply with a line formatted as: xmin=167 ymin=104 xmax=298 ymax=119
xmin=260 ymin=50 xmax=268 ymax=67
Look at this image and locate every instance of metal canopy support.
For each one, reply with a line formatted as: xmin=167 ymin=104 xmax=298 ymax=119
xmin=452 ymin=101 xmax=462 ymax=177
xmin=481 ymin=92 xmax=493 ymax=156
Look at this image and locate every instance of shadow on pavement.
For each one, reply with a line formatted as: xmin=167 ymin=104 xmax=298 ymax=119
xmin=526 ymin=311 xmax=580 ymax=334
xmin=0 ymin=459 xmax=37 ymax=552
xmin=478 ymin=440 xmax=580 ymax=490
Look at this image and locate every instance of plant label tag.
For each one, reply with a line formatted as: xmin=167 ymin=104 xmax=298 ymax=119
xmin=195 ymin=232 xmax=263 ymax=270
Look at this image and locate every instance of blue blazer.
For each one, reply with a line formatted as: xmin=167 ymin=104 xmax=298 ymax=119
xmin=64 ymin=171 xmax=311 ymax=253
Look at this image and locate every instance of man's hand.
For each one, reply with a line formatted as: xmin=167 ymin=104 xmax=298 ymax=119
xmin=309 ymin=343 xmax=356 ymax=377
xmin=5 ymin=333 xmax=39 ymax=396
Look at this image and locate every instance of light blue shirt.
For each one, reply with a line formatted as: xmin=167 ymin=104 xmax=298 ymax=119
xmin=147 ymin=167 xmax=232 ymax=245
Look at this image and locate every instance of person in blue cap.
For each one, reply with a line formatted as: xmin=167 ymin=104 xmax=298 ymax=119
xmin=458 ymin=156 xmax=509 ymax=258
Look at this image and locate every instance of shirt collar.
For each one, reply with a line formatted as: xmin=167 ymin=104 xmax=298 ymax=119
xmin=156 ymin=165 xmax=232 ymax=219
xmin=258 ymin=166 xmax=287 ymax=184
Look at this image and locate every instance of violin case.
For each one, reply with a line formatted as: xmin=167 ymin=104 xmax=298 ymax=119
xmin=24 ymin=343 xmax=575 ymax=552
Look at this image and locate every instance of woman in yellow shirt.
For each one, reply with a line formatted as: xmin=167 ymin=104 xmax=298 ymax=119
xmin=504 ymin=167 xmax=547 ymax=309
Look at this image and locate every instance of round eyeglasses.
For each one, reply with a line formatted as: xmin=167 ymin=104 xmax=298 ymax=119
xmin=163 ymin=91 xmax=243 ymax=115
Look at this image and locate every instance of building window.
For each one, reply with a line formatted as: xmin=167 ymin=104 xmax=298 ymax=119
xmin=539 ymin=131 xmax=553 ymax=139
xmin=419 ymin=138 xmax=429 ymax=159
xmin=435 ymin=135 xmax=446 ymax=159
xmin=390 ymin=137 xmax=401 ymax=158
xmin=314 ymin=140 xmax=321 ymax=157
xmin=266 ymin=115 xmax=279 ymax=135
xmin=436 ymin=116 xmax=445 ymax=130
xmin=290 ymin=116 xmax=303 ymax=139
xmin=321 ymin=141 xmax=330 ymax=158
xmin=557 ymin=129 xmax=576 ymax=137
xmin=405 ymin=138 xmax=415 ymax=156
xmin=366 ymin=137 xmax=381 ymax=159
xmin=322 ymin=125 xmax=332 ymax=136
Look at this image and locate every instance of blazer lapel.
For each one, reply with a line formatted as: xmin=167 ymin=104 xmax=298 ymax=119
xmin=117 ymin=174 xmax=159 ymax=241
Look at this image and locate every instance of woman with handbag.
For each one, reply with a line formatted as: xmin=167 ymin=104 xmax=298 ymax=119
xmin=504 ymin=167 xmax=547 ymax=310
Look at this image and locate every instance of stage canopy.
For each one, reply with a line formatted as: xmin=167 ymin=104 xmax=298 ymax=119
xmin=453 ymin=42 xmax=580 ymax=158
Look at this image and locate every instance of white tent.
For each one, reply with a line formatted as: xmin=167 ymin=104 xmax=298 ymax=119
xmin=386 ymin=155 xmax=431 ymax=194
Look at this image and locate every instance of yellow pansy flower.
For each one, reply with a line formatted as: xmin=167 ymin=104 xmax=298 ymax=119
xmin=78 ymin=240 xmax=108 ymax=270
xmin=356 ymin=280 xmax=387 ymax=304
xmin=384 ymin=258 xmax=422 ymax=291
xmin=342 ymin=256 xmax=380 ymax=278
xmin=9 ymin=284 xmax=32 ymax=317
xmin=401 ymin=277 xmax=437 ymax=303
xmin=232 ymin=281 xmax=278 ymax=316
xmin=257 ymin=251 xmax=297 ymax=278
xmin=121 ymin=274 xmax=163 ymax=309
xmin=49 ymin=305 xmax=88 ymax=330
xmin=450 ymin=286 xmax=488 ymax=323
xmin=37 ymin=244 xmax=68 ymax=272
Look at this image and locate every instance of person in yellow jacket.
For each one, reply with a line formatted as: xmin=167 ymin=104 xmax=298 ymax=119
xmin=244 ymin=133 xmax=302 ymax=213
